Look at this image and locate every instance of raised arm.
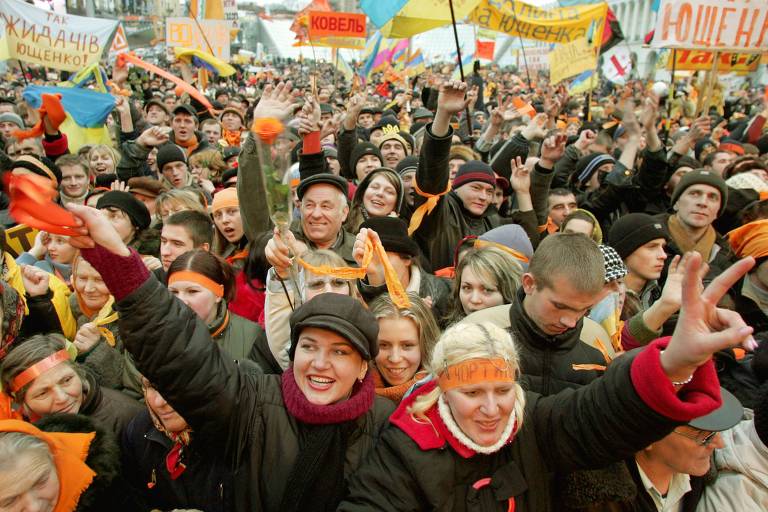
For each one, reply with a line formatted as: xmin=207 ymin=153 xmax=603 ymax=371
xmin=535 ymin=253 xmax=756 ymax=473
xmin=67 ymin=204 xmax=255 ymax=447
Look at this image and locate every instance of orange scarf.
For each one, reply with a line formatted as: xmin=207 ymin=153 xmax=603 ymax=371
xmin=176 ymin=134 xmax=200 ymax=156
xmin=0 ymin=419 xmax=96 ymax=512
xmin=222 ymin=128 xmax=242 ymax=147
xmin=371 ymin=368 xmax=426 ymax=404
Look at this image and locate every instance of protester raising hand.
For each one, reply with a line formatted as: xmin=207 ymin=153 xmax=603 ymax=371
xmin=521 ymin=112 xmax=548 ymax=141
xmin=65 ymin=204 xmax=129 ymax=256
xmin=661 ymin=253 xmax=757 ymax=383
xmin=252 ymin=81 xmax=297 ymax=121
xmin=510 ymin=156 xmax=533 ymax=211
xmin=20 ymin=264 xmax=50 ymax=297
xmin=432 ymin=81 xmax=468 ymax=137
xmin=540 ymin=134 xmax=566 ymax=168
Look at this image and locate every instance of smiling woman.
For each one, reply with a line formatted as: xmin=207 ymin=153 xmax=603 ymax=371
xmin=345 ymin=167 xmax=404 ymax=233
xmin=0 ymin=334 xmax=141 ymax=437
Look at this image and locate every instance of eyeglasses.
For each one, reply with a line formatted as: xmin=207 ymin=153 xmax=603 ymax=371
xmin=672 ymin=428 xmax=718 ymax=446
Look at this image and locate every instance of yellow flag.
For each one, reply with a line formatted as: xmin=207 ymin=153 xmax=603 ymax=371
xmin=380 ymin=0 xmax=482 ymax=38
xmin=469 ymin=0 xmax=607 ymax=48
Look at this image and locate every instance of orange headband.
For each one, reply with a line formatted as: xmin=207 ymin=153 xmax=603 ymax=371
xmin=169 ymin=271 xmax=224 ymax=297
xmin=438 ymin=357 xmax=515 ymax=391
xmin=10 ymin=349 xmax=71 ymax=393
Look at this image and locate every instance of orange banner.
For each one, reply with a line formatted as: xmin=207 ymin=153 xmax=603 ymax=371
xmin=667 ymin=49 xmax=761 ymax=72
xmin=309 ymin=11 xmax=366 ymax=39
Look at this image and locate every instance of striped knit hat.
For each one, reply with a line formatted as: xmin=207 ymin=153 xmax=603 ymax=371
xmin=452 ymin=160 xmax=496 ymax=189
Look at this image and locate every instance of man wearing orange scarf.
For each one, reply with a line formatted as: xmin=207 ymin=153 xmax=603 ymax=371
xmin=169 ymin=104 xmax=212 ymax=159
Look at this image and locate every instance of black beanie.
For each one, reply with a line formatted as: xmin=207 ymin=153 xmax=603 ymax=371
xmin=607 ymin=213 xmax=669 ymax=260
xmin=573 ymin=153 xmax=615 ymax=188
xmin=12 ymin=155 xmax=61 ymax=184
xmin=670 ymin=169 xmax=728 ymax=216
xmin=396 ymin=155 xmax=418 ymax=176
xmin=349 ymin=142 xmax=382 ymax=172
xmin=361 ymin=216 xmax=419 ymax=257
xmin=156 ymin=143 xmax=187 ymax=173
xmin=452 ymin=160 xmax=496 ymax=189
xmin=96 ymin=191 xmax=151 ymax=230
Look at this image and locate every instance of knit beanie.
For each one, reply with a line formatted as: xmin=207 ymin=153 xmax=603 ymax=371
xmin=694 ymin=139 xmax=716 ymax=161
xmin=378 ymin=128 xmax=411 ymax=155
xmin=452 ymin=160 xmax=496 ymax=189
xmin=477 ymin=224 xmax=534 ymax=271
xmin=349 ymin=142 xmax=382 ymax=172
xmin=127 ymin=177 xmax=168 ymax=199
xmin=156 ymin=144 xmax=187 ymax=173
xmin=599 ymin=244 xmax=628 ymax=283
xmin=219 ymin=107 xmax=245 ymax=125
xmin=573 ymin=153 xmax=615 ymax=188
xmin=607 ymin=213 xmax=668 ymax=260
xmin=211 ymin=187 xmax=239 ymax=213
xmin=96 ymin=191 xmax=151 ymax=230
xmin=0 ymin=112 xmax=24 ymax=129
xmin=360 ymin=217 xmax=419 ymax=257
xmin=395 ymin=156 xmax=418 ymax=176
xmin=12 ymin=155 xmax=61 ymax=184
xmin=670 ymin=169 xmax=728 ymax=216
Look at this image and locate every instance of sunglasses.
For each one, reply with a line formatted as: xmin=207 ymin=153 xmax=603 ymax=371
xmin=672 ymin=428 xmax=718 ymax=446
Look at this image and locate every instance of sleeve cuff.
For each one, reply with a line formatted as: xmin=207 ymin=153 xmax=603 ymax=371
xmin=302 ymin=131 xmax=321 ymax=154
xmin=630 ymin=338 xmax=722 ymax=423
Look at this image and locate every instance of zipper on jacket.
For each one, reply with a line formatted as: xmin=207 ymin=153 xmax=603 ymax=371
xmin=542 ymin=348 xmax=552 ymax=395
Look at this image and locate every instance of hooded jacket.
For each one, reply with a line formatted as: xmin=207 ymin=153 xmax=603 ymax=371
xmin=698 ymin=418 xmax=768 ymax=511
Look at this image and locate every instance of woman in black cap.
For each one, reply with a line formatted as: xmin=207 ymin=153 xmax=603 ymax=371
xmin=64 ymin=203 xmax=395 ymax=512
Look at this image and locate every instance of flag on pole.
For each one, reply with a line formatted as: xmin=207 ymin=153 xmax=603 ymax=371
xmin=405 ymin=49 xmax=426 ymax=74
xmin=568 ymin=70 xmax=598 ymax=95
xmin=452 ymin=52 xmax=475 ymax=80
xmin=336 ymin=53 xmax=355 ymax=81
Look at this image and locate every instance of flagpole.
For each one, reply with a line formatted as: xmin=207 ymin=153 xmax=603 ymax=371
xmin=664 ymin=48 xmax=677 ymax=147
xmin=17 ymin=60 xmax=29 ymax=86
xmin=509 ymin=1 xmax=533 ymax=90
xmin=448 ymin=0 xmax=473 ymax=137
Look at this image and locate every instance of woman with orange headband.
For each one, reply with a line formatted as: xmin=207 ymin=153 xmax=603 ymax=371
xmin=0 ymin=334 xmax=141 ymax=436
xmin=340 ymin=250 xmax=757 ymax=511
xmin=442 ymin=246 xmax=524 ymax=327
xmin=167 ymin=249 xmax=265 ymax=366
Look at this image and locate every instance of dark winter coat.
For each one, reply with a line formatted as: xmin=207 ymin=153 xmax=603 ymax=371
xmin=411 ymin=124 xmax=539 ymax=271
xmin=114 ymin=273 xmax=395 ymax=512
xmin=122 ymin=409 xmax=233 ymax=512
xmin=357 ymin=267 xmax=452 ymax=320
xmin=338 ymin=351 xmax=701 ymax=512
xmin=79 ymin=371 xmax=143 ymax=438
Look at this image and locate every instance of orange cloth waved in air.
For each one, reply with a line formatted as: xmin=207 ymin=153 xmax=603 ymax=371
xmin=728 ymin=219 xmax=768 ymax=259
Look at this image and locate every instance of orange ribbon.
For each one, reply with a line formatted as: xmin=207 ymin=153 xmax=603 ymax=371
xmin=117 ymin=52 xmax=215 ymax=116
xmin=438 ymin=357 xmax=515 ymax=391
xmin=10 ymin=349 xmax=71 ymax=393
xmin=4 ymin=173 xmax=82 ymax=236
xmin=296 ymin=237 xmax=411 ymax=309
xmin=473 ymin=239 xmax=529 ymax=264
xmin=407 ymin=180 xmax=451 ymax=236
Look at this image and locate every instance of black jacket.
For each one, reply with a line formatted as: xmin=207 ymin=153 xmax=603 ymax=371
xmin=79 ymin=371 xmax=143 ymax=438
xmin=509 ymin=289 xmax=608 ymax=395
xmin=115 ymin=274 xmax=395 ymax=511
xmin=412 ymin=124 xmax=538 ymax=271
xmin=122 ymin=409 xmax=233 ymax=512
xmin=339 ymin=352 xmax=690 ymax=512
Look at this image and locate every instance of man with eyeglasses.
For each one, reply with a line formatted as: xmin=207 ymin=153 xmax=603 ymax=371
xmin=628 ymin=387 xmax=743 ymax=511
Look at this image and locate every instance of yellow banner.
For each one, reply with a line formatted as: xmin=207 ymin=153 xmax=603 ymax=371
xmin=549 ymin=38 xmax=597 ymax=85
xmin=380 ymin=0 xmax=482 ymax=38
xmin=469 ymin=0 xmax=607 ymax=47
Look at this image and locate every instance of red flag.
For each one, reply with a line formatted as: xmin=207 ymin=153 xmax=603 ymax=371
xmin=476 ymin=40 xmax=495 ymax=61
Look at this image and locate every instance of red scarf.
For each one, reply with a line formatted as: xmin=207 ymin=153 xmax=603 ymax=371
xmin=281 ymin=369 xmax=374 ymax=424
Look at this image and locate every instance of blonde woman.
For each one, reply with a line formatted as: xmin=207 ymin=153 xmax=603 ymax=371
xmin=369 ymin=293 xmax=439 ymax=403
xmin=87 ymin=144 xmax=121 ymax=177
xmin=443 ymin=246 xmax=523 ymax=327
xmin=340 ymin=251 xmax=754 ymax=511
xmin=155 ymin=188 xmax=207 ymax=224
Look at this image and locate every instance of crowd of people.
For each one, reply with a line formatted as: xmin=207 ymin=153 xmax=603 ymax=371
xmin=0 ymin=54 xmax=767 ymax=511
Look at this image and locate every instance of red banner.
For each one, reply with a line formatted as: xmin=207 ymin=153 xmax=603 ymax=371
xmin=309 ymin=11 xmax=366 ymax=39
